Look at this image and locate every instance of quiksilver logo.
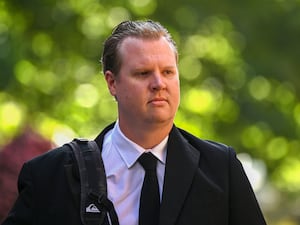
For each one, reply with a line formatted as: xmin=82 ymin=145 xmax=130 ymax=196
xmin=86 ymin=204 xmax=100 ymax=213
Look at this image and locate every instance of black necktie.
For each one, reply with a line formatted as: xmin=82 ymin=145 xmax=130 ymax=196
xmin=138 ymin=152 xmax=160 ymax=225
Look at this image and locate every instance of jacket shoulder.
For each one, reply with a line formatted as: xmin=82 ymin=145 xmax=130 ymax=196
xmin=26 ymin=144 xmax=74 ymax=168
xmin=177 ymin=127 xmax=233 ymax=154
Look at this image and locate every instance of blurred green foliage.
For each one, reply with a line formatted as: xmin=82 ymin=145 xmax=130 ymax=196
xmin=1 ymin=0 xmax=300 ymax=224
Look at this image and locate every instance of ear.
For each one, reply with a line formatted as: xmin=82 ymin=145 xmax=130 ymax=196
xmin=104 ymin=70 xmax=117 ymax=97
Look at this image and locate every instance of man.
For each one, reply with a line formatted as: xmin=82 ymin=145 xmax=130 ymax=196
xmin=2 ymin=20 xmax=267 ymax=225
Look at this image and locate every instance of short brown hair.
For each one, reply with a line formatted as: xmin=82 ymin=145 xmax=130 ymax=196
xmin=101 ymin=20 xmax=178 ymax=75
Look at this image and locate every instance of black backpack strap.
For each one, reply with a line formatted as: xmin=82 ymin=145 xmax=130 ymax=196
xmin=66 ymin=138 xmax=119 ymax=225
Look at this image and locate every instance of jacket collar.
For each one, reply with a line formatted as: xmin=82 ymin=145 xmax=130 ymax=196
xmin=94 ymin=122 xmax=116 ymax=151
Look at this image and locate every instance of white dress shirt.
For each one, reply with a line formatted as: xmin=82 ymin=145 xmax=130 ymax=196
xmin=101 ymin=121 xmax=168 ymax=225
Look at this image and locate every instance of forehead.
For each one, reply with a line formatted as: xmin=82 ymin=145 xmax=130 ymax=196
xmin=118 ymin=37 xmax=177 ymax=65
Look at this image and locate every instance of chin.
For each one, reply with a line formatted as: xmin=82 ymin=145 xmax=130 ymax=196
xmin=147 ymin=116 xmax=174 ymax=125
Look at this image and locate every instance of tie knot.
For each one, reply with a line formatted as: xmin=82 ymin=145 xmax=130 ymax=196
xmin=138 ymin=153 xmax=157 ymax=171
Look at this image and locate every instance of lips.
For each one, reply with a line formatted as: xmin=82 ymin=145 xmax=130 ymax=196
xmin=148 ymin=97 xmax=168 ymax=104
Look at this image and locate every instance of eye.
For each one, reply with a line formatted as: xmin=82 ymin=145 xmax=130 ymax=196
xmin=163 ymin=69 xmax=175 ymax=76
xmin=134 ymin=70 xmax=150 ymax=77
xmin=140 ymin=71 xmax=149 ymax=76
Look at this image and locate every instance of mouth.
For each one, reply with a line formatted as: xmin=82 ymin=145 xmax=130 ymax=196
xmin=148 ymin=97 xmax=168 ymax=105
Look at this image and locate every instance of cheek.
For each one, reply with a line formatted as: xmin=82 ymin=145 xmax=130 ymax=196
xmin=172 ymin=80 xmax=180 ymax=96
xmin=172 ymin=81 xmax=181 ymax=107
xmin=117 ymin=83 xmax=142 ymax=103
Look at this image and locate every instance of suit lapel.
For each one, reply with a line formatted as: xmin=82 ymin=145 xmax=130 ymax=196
xmin=159 ymin=126 xmax=200 ymax=225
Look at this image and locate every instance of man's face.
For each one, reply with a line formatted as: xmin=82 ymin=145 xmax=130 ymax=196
xmin=105 ymin=36 xmax=180 ymax=128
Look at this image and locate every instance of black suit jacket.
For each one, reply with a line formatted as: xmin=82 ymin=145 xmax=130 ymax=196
xmin=2 ymin=124 xmax=267 ymax=225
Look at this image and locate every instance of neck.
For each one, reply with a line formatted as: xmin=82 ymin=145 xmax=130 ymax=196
xmin=118 ymin=120 xmax=173 ymax=149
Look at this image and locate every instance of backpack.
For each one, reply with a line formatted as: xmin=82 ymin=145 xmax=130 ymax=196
xmin=66 ymin=138 xmax=119 ymax=225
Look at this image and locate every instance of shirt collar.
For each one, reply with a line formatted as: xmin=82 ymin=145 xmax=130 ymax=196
xmin=111 ymin=121 xmax=168 ymax=168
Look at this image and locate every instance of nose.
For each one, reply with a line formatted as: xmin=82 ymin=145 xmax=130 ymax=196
xmin=150 ymin=72 xmax=166 ymax=91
